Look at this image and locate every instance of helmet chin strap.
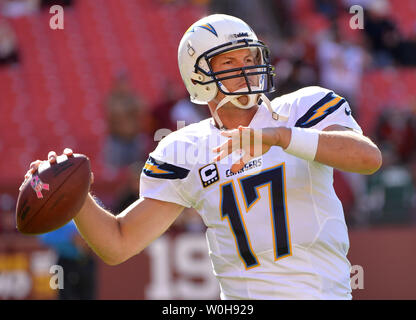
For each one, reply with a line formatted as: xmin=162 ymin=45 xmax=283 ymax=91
xmin=213 ymin=85 xmax=261 ymax=129
xmin=212 ymin=85 xmax=287 ymax=129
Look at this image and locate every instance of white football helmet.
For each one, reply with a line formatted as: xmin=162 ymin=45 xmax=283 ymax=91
xmin=178 ymin=14 xmax=277 ymax=129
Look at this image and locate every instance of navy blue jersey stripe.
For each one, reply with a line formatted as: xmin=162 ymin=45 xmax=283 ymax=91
xmin=295 ymin=92 xmax=346 ymax=128
xmin=143 ymin=156 xmax=190 ymax=180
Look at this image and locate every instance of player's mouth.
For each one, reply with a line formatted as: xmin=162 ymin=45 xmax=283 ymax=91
xmin=233 ymin=80 xmax=257 ymax=92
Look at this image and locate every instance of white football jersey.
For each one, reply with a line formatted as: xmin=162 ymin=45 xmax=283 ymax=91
xmin=140 ymin=86 xmax=362 ymax=300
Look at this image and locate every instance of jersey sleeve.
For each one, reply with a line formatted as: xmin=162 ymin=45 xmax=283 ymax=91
xmin=139 ymin=132 xmax=196 ymax=208
xmin=290 ymin=86 xmax=363 ymax=134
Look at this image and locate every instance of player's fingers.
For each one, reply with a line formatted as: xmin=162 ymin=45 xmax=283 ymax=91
xmin=28 ymin=160 xmax=42 ymax=174
xmin=22 ymin=160 xmax=41 ymax=190
xmin=24 ymin=170 xmax=31 ymax=179
xmin=214 ymin=138 xmax=230 ymax=152
xmin=212 ymin=150 xmax=227 ymax=162
xmin=213 ymin=138 xmax=235 ymax=161
xmin=24 ymin=167 xmax=34 ymax=178
xmin=223 ymin=126 xmax=252 ymax=149
xmin=212 ymin=137 xmax=230 ymax=154
xmin=212 ymin=144 xmax=222 ymax=153
xmin=230 ymin=150 xmax=253 ymax=173
xmin=231 ymin=159 xmax=245 ymax=173
xmin=223 ymin=125 xmax=246 ymax=138
xmin=29 ymin=160 xmax=41 ymax=169
xmin=220 ymin=128 xmax=238 ymax=138
xmin=63 ymin=148 xmax=73 ymax=156
xmin=214 ymin=127 xmax=250 ymax=161
xmin=90 ymin=171 xmax=94 ymax=185
xmin=19 ymin=177 xmax=30 ymax=191
xmin=48 ymin=151 xmax=57 ymax=163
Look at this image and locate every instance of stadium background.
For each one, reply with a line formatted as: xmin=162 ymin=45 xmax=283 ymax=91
xmin=0 ymin=0 xmax=415 ymax=299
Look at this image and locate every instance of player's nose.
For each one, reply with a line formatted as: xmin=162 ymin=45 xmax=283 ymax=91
xmin=236 ymin=59 xmax=251 ymax=69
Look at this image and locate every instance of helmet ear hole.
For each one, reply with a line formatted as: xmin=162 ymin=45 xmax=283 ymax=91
xmin=190 ymin=72 xmax=204 ymax=85
xmin=189 ymin=81 xmax=218 ymax=103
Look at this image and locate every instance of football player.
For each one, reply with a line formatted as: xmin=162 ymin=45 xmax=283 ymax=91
xmin=25 ymin=14 xmax=381 ymax=299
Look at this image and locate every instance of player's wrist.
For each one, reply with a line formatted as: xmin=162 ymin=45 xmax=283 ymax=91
xmin=283 ymin=127 xmax=320 ymax=161
xmin=273 ymin=127 xmax=291 ymax=149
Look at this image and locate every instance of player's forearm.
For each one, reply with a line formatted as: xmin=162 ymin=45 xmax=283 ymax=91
xmin=74 ymin=195 xmax=184 ymax=266
xmin=276 ymin=127 xmax=382 ymax=174
xmin=315 ymin=129 xmax=381 ymax=174
xmin=73 ymin=193 xmax=124 ymax=265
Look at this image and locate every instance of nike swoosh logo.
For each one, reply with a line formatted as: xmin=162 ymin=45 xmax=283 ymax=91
xmin=345 ymin=108 xmax=352 ymax=116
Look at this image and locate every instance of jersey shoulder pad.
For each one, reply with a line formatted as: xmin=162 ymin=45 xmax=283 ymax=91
xmin=291 ymin=86 xmax=346 ymax=128
xmin=270 ymin=86 xmax=335 ymax=121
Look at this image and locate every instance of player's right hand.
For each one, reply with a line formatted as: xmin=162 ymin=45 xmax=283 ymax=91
xmin=20 ymin=148 xmax=94 ymax=191
xmin=212 ymin=126 xmax=278 ymax=173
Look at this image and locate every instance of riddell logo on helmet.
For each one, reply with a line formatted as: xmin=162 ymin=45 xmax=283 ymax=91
xmin=232 ymin=32 xmax=249 ymax=38
xmin=228 ymin=32 xmax=252 ymax=40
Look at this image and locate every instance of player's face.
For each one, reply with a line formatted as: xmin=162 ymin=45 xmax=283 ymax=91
xmin=210 ymin=48 xmax=260 ymax=95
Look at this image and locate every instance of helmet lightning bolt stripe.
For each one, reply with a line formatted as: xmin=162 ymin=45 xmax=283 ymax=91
xmin=186 ymin=23 xmax=218 ymax=37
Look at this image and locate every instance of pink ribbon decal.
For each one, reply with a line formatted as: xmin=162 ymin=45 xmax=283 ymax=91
xmin=30 ymin=176 xmax=50 ymax=199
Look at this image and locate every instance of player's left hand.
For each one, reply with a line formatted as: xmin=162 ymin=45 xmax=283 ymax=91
xmin=212 ymin=126 xmax=279 ymax=173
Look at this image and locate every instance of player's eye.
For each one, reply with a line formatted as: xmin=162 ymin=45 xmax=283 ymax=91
xmin=245 ymin=57 xmax=254 ymax=64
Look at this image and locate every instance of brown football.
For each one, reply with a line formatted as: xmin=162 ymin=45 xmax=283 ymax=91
xmin=16 ymin=153 xmax=91 ymax=235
